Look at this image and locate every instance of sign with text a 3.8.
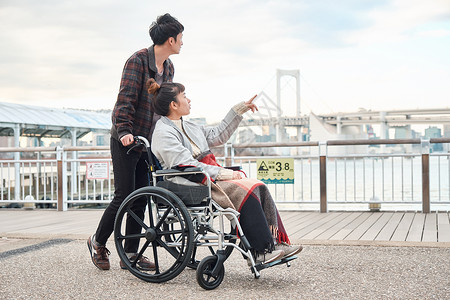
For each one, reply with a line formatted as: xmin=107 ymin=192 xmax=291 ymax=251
xmin=256 ymin=158 xmax=294 ymax=184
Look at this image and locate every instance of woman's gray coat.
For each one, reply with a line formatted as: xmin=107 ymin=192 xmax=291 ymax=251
xmin=151 ymin=108 xmax=243 ymax=185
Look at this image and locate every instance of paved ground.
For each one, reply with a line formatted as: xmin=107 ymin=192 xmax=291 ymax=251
xmin=1 ymin=238 xmax=449 ymax=299
xmin=0 ymin=209 xmax=449 ymax=299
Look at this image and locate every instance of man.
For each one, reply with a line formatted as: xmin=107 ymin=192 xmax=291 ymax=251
xmin=87 ymin=13 xmax=184 ymax=271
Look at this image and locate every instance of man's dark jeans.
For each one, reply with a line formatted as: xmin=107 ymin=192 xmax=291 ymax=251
xmin=94 ymin=137 xmax=149 ymax=253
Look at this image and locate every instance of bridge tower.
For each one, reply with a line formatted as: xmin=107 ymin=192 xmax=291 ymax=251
xmin=276 ymin=69 xmax=301 ymax=142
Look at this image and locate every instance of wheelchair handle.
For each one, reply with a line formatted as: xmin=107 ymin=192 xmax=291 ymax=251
xmin=126 ymin=136 xmax=151 ymax=155
xmin=134 ymin=136 xmax=150 ymax=148
xmin=125 ymin=136 xmax=156 ymax=177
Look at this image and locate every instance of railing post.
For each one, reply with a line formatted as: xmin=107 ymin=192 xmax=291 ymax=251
xmin=421 ymin=139 xmax=430 ymax=213
xmin=71 ymin=128 xmax=78 ymax=196
xmin=319 ymin=141 xmax=328 ymax=213
xmin=56 ymin=146 xmax=68 ymax=211
xmin=13 ymin=123 xmax=21 ymax=201
xmin=230 ymin=144 xmax=235 ymax=166
xmin=224 ymin=143 xmax=232 ymax=167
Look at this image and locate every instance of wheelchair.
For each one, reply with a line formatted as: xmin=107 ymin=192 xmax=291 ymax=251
xmin=113 ymin=136 xmax=297 ymax=290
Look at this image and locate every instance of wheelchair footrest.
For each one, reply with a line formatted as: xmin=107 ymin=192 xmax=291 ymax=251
xmin=252 ymin=255 xmax=298 ymax=272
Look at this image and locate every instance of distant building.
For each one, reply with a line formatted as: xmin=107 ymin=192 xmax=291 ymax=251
xmin=442 ymin=125 xmax=450 ymax=152
xmin=366 ymin=125 xmax=376 ymax=139
xmin=394 ymin=126 xmax=412 ymax=139
xmin=424 ymin=126 xmax=441 ymax=138
xmin=424 ymin=126 xmax=443 ymax=152
xmin=444 ymin=125 xmax=450 ymax=138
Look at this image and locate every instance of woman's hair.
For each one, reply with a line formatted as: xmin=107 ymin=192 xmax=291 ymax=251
xmin=149 ymin=13 xmax=184 ymax=45
xmin=148 ymin=78 xmax=185 ymax=116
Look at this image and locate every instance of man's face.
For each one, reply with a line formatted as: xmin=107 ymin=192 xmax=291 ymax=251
xmin=171 ymin=33 xmax=183 ymax=54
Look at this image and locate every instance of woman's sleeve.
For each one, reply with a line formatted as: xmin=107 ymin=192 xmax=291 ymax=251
xmin=152 ymin=126 xmax=223 ymax=180
xmin=200 ymin=108 xmax=244 ymax=148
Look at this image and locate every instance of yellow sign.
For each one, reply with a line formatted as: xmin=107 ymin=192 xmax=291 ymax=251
xmin=256 ymin=158 xmax=294 ymax=184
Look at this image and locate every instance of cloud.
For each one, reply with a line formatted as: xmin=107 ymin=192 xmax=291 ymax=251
xmin=0 ymin=0 xmax=449 ymax=122
xmin=0 ymin=0 xmax=140 ymax=107
xmin=344 ymin=0 xmax=450 ymax=45
xmin=418 ymin=29 xmax=450 ymax=37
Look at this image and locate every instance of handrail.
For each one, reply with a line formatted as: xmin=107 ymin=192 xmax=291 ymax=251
xmin=232 ymin=141 xmax=319 ymax=148
xmin=0 ymin=146 xmax=57 ymax=153
xmin=2 ymin=138 xmax=449 ymax=153
xmin=232 ymin=138 xmax=450 ymax=148
xmin=0 ymin=146 xmax=110 ymax=153
xmin=61 ymin=146 xmax=110 ymax=151
xmin=327 ymin=138 xmax=421 ymax=146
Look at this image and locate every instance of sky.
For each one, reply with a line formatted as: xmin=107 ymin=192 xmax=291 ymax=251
xmin=0 ymin=0 xmax=450 ymax=122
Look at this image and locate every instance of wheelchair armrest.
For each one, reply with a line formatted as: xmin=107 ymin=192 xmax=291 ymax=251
xmin=224 ymin=166 xmax=242 ymax=171
xmin=155 ymin=167 xmax=204 ymax=176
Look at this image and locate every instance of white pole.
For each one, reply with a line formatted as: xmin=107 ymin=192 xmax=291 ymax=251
xmin=14 ymin=124 xmax=20 ymax=200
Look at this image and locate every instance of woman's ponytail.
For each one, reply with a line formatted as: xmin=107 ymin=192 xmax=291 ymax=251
xmin=147 ymin=78 xmax=160 ymax=95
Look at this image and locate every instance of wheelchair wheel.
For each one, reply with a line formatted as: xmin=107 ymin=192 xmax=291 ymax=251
xmin=196 ymin=255 xmax=225 ymax=290
xmin=114 ymin=186 xmax=194 ymax=283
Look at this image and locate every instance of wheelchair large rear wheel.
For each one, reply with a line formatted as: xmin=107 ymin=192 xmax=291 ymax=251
xmin=114 ymin=186 xmax=194 ymax=283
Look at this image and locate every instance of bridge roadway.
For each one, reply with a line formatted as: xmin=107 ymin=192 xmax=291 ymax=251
xmin=240 ymin=108 xmax=450 ymax=127
xmin=0 ymin=209 xmax=449 ymax=299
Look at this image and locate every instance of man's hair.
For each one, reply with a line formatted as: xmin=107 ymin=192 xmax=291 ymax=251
xmin=149 ymin=13 xmax=184 ymax=45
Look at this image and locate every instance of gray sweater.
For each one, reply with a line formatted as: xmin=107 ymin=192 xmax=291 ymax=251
xmin=151 ymin=109 xmax=243 ymax=184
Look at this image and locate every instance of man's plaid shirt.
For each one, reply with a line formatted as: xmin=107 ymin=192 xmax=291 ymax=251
xmin=111 ymin=45 xmax=174 ymax=141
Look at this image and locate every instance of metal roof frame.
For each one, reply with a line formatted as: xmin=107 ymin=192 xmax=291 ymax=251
xmin=0 ymin=102 xmax=111 ymax=139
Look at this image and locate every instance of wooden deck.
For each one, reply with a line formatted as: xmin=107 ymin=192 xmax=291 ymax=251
xmin=282 ymin=211 xmax=450 ymax=245
xmin=0 ymin=210 xmax=449 ymax=246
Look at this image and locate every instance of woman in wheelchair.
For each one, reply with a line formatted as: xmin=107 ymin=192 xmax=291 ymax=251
xmin=148 ymin=78 xmax=303 ymax=265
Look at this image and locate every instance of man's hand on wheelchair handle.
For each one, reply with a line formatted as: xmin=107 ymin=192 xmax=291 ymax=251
xmin=120 ymin=134 xmax=135 ymax=146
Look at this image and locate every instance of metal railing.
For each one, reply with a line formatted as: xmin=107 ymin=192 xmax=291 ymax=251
xmin=0 ymin=146 xmax=112 ymax=211
xmin=1 ymin=138 xmax=450 ymax=212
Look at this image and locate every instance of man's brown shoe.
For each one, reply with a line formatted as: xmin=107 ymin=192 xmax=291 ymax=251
xmin=120 ymin=254 xmax=156 ymax=271
xmin=87 ymin=235 xmax=110 ymax=270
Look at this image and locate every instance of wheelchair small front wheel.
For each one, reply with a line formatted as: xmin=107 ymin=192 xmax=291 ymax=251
xmin=196 ymin=255 xmax=225 ymax=290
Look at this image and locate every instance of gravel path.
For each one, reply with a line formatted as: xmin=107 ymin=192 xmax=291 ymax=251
xmin=1 ymin=239 xmax=449 ymax=299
